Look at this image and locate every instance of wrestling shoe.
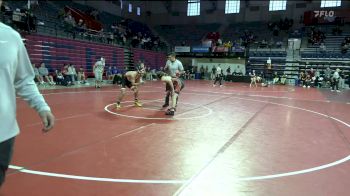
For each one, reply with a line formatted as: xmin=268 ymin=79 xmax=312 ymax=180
xmin=115 ymin=103 xmax=121 ymax=109
xmin=134 ymin=100 xmax=143 ymax=107
xmin=165 ymin=108 xmax=175 ymax=116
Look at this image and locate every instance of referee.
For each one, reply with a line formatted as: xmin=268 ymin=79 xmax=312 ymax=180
xmin=162 ymin=52 xmax=184 ymax=107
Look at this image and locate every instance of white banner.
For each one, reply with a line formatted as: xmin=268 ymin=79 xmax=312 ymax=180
xmin=174 ymin=46 xmax=191 ymax=53
xmin=196 ymin=63 xmax=246 ymax=75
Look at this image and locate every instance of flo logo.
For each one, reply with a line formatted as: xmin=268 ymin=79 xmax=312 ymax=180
xmin=314 ymin=10 xmax=335 ymax=18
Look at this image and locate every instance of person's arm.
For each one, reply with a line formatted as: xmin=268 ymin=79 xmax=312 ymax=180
xmin=44 ymin=68 xmax=49 ymax=76
xmin=126 ymin=72 xmax=140 ymax=86
xmin=178 ymin=61 xmax=185 ymax=76
xmin=14 ymin=37 xmax=54 ymax=131
xmin=164 ymin=60 xmax=170 ymax=72
xmin=102 ymin=63 xmax=105 ymax=72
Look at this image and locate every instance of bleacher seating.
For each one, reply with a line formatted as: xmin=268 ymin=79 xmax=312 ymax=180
xmin=4 ymin=0 xmax=164 ymax=51
xmin=25 ymin=34 xmax=166 ymax=76
xmin=133 ymin=48 xmax=167 ymax=70
xmin=300 ymin=50 xmax=350 ymax=60
xmin=221 ymin=22 xmax=263 ymax=41
xmin=221 ymin=22 xmax=287 ymax=46
xmin=155 ymin=23 xmax=221 ymax=46
xmin=249 ymin=50 xmax=287 ymax=59
xmin=301 ymin=30 xmax=350 ymax=60
xmin=248 ymin=48 xmax=287 ymax=64
xmin=25 ymin=34 xmax=124 ymax=75
xmin=246 ymin=48 xmax=288 ymax=78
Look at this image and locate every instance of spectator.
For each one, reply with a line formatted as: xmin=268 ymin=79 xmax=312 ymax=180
xmin=332 ymin=26 xmax=342 ymax=35
xmin=331 ymin=68 xmax=341 ymax=92
xmin=308 ymin=68 xmax=315 ymax=86
xmin=280 ymin=74 xmax=287 ymax=85
xmin=55 ymin=69 xmax=66 ymax=86
xmin=38 ymin=62 xmax=55 ymax=85
xmin=249 ymin=70 xmax=257 ymax=87
xmin=236 ymin=66 xmax=242 ymax=76
xmin=276 ymin=41 xmax=283 ymax=48
xmin=339 ymin=69 xmax=346 ymax=90
xmin=211 ymin=66 xmax=216 ymax=80
xmin=67 ymin=64 xmax=77 ymax=84
xmin=184 ymin=70 xmax=191 ymax=80
xmin=273 ymin=72 xmax=279 ymax=84
xmin=304 ymin=74 xmax=312 ymax=88
xmin=62 ymin=64 xmax=72 ymax=85
xmin=77 ymin=66 xmax=87 ymax=84
xmin=314 ymin=69 xmax=322 ymax=88
xmin=320 ymin=43 xmax=326 ymax=53
xmin=32 ymin=64 xmax=43 ymax=84
xmin=112 ymin=66 xmax=119 ymax=76
xmin=200 ymin=66 xmax=204 ymax=79
xmin=300 ymin=71 xmax=306 ymax=87
xmin=93 ymin=57 xmax=105 ymax=88
xmin=324 ymin=67 xmax=332 ymax=82
xmin=106 ymin=66 xmax=114 ymax=81
xmin=226 ymin=67 xmax=231 ymax=76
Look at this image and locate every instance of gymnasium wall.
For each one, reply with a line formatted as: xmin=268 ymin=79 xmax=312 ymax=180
xmin=133 ymin=48 xmax=167 ymax=70
xmin=25 ymin=34 xmax=125 ymax=73
xmin=25 ymin=34 xmax=166 ymax=73
xmin=73 ymin=1 xmax=350 ymax=27
xmin=145 ymin=0 xmax=350 ymax=25
xmin=179 ymin=57 xmax=246 ymax=75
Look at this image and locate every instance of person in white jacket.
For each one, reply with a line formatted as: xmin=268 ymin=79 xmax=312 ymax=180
xmin=93 ymin=57 xmax=105 ymax=88
xmin=331 ymin=68 xmax=341 ymax=92
xmin=0 ymin=14 xmax=55 ymax=187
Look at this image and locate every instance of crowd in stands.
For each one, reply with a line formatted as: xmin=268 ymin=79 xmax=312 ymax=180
xmin=31 ymin=61 xmax=169 ymax=88
xmin=267 ymin=18 xmax=294 ymax=36
xmin=32 ymin=62 xmax=131 ymax=87
xmin=1 ymin=1 xmax=166 ymax=51
xmin=212 ymin=29 xmax=284 ymax=50
xmin=206 ymin=29 xmax=255 ymax=52
xmin=179 ymin=65 xmax=246 ymax=81
xmin=298 ymin=66 xmax=348 ymax=92
xmin=332 ymin=25 xmax=343 ymax=36
xmin=341 ymin=36 xmax=350 ymax=54
xmin=0 ymin=2 xmax=37 ymax=33
xmin=257 ymin=38 xmax=283 ymax=48
xmin=32 ymin=63 xmax=89 ymax=87
xmin=59 ymin=8 xmax=164 ymax=50
xmin=308 ymin=27 xmax=326 ymax=45
xmin=240 ymin=30 xmax=256 ymax=47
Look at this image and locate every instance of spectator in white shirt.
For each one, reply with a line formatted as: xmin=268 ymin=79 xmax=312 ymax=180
xmin=38 ymin=62 xmax=55 ymax=85
xmin=32 ymin=63 xmax=43 ymax=84
xmin=93 ymin=57 xmax=105 ymax=88
xmin=331 ymin=68 xmax=341 ymax=92
xmin=320 ymin=43 xmax=326 ymax=53
xmin=67 ymin=64 xmax=77 ymax=84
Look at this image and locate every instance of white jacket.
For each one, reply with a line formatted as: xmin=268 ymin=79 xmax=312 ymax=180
xmin=0 ymin=22 xmax=50 ymax=142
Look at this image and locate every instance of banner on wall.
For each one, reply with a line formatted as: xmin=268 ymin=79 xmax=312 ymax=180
xmin=232 ymin=46 xmax=245 ymax=53
xmin=304 ymin=9 xmax=350 ymax=25
xmin=192 ymin=47 xmax=210 ymax=53
xmin=174 ymin=46 xmax=191 ymax=53
xmin=202 ymin=40 xmax=212 ymax=48
xmin=196 ymin=63 xmax=246 ymax=76
xmin=212 ymin=46 xmax=229 ymax=53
